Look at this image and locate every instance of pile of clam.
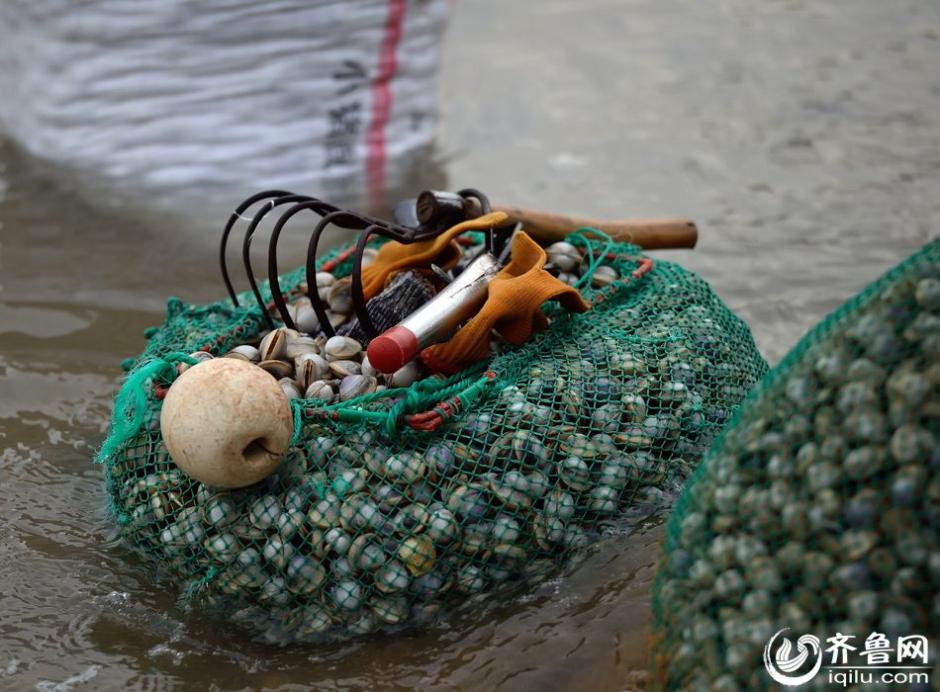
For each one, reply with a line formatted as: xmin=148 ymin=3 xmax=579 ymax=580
xmin=181 ymin=330 xmax=419 ymax=406
xmin=652 ymin=252 xmax=939 ymax=690
xmin=543 ymin=240 xmax=620 ymax=288
xmin=176 ymin=241 xmax=616 ymax=406
xmin=286 ymin=270 xmax=357 ymax=334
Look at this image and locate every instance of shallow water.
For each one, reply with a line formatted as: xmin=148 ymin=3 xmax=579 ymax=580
xmin=1 ymin=0 xmax=938 ymax=689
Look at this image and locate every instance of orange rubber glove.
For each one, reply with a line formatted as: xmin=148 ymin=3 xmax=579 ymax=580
xmin=360 ymin=211 xmax=510 ymax=300
xmin=421 ymin=231 xmax=589 ymax=374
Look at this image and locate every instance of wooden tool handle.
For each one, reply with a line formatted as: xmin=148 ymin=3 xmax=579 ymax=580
xmin=493 ymin=205 xmax=698 ymax=250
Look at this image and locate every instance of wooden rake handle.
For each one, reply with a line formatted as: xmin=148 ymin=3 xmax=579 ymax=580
xmin=491 ymin=205 xmax=698 ymax=250
xmin=453 ymin=194 xmax=697 ymax=249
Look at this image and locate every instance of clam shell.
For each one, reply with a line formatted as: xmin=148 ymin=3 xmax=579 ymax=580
xmin=276 ymin=508 xmax=305 ymax=540
xmin=339 ymin=374 xmax=377 ymax=401
xmin=331 ymin=579 xmax=364 ymax=611
xmin=383 ymin=451 xmax=426 ymax=485
xmin=559 ymin=456 xmax=592 ymax=492
xmin=204 ymin=532 xmax=240 ymax=563
xmin=588 ymin=485 xmax=619 ymax=513
xmin=455 ymin=564 xmax=486 ymax=594
xmin=293 ymin=300 xmax=321 ymax=335
xmin=340 ymin=494 xmax=384 ymax=532
xmin=544 ymin=488 xmax=576 ymax=519
xmin=425 ymin=444 xmax=455 ymax=480
xmin=285 ymin=335 xmax=319 ymax=361
xmin=230 ymin=548 xmax=265 ymax=587
xmin=261 ymin=534 xmax=294 ymax=571
xmin=285 ymin=554 xmax=326 ymax=594
xmin=279 ymin=377 xmax=302 ymax=400
xmin=427 ymin=507 xmax=459 ymax=544
xmin=324 ymin=527 xmax=352 ymax=555
xmin=370 ymin=596 xmax=409 ymax=624
xmin=398 ymin=535 xmax=436 ymax=577
xmin=374 ymin=483 xmax=406 ymax=510
xmin=394 ymin=503 xmax=431 ymax=535
xmin=259 ymin=328 xmax=289 ymax=361
xmin=259 ymin=359 xmax=293 ymax=380
xmin=202 ymin=495 xmax=238 ymax=529
xmin=258 ymin=577 xmax=292 ymax=606
xmin=307 ymin=497 xmax=340 ymax=529
xmin=361 ymin=355 xmax=378 ymax=377
xmin=304 ymin=380 xmax=334 ymax=402
xmin=461 ymin=521 xmax=492 ymax=557
xmin=546 ymin=241 xmax=581 ymax=272
xmin=179 ymin=350 xmax=215 ymax=373
xmin=327 ymin=277 xmax=354 ymax=314
xmin=348 ymin=533 xmax=386 ymax=571
xmin=249 ymin=495 xmax=282 ymax=530
xmin=330 ymin=360 xmax=362 ymax=378
xmin=375 ymin=558 xmax=412 ymax=593
xmin=334 ymin=467 xmax=368 ymax=495
xmin=389 ymin=362 xmax=419 ymax=388
xmin=324 ymin=335 xmax=362 ymax=360
xmin=296 ymin=353 xmax=330 ymax=389
xmin=590 ymin=264 xmax=619 ymax=287
xmin=224 ymin=345 xmax=260 ymax=362
xmin=491 ymin=515 xmax=522 ymax=544
xmin=446 ymin=484 xmax=488 ymax=521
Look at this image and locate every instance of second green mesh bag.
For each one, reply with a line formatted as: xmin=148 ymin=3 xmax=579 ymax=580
xmin=98 ymin=236 xmax=767 ymax=643
xmin=652 ymin=238 xmax=939 ymax=691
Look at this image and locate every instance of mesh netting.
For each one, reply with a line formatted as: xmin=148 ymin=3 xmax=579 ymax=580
xmin=651 ymin=238 xmax=940 ymax=690
xmin=98 ymin=234 xmax=768 ymax=643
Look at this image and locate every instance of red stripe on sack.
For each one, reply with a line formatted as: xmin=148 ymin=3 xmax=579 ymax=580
xmin=366 ymin=0 xmax=406 ymax=213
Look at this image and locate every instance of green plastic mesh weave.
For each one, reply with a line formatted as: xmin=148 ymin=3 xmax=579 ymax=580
xmin=651 ymin=238 xmax=940 ymax=691
xmin=97 ymin=234 xmax=768 ymax=643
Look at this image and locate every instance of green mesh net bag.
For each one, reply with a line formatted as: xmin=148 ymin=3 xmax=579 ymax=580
xmin=97 ymin=232 xmax=767 ymax=643
xmin=651 ymin=238 xmax=940 ymax=691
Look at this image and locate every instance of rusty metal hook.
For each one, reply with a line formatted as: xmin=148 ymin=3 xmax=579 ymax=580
xmin=268 ymin=202 xmax=373 ymax=332
xmin=348 ymin=224 xmax=389 ymax=340
xmin=220 ymin=189 xmax=291 ymax=305
xmin=242 ymin=194 xmax=319 ymax=329
xmin=222 ymin=187 xmax=498 ymax=342
xmin=302 ymin=210 xmax=378 ymax=338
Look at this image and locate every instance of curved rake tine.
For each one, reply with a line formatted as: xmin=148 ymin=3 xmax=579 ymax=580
xmin=268 ymin=202 xmax=363 ymax=332
xmin=458 ymin=187 xmax=494 ymax=255
xmin=303 ymin=210 xmax=374 ymax=338
xmin=241 ymin=194 xmax=317 ymax=330
xmin=349 ymin=224 xmax=388 ymax=341
xmin=220 ymin=189 xmax=292 ymax=305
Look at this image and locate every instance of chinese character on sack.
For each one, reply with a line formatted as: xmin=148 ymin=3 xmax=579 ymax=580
xmin=332 ymin=60 xmax=368 ymax=96
xmin=897 ymin=635 xmax=928 ymax=664
xmin=859 ymin=632 xmax=893 ymax=665
xmin=327 ymin=102 xmax=362 ymax=138
xmin=325 ymin=142 xmax=355 ymax=169
xmin=826 ymin=633 xmax=857 ymax=664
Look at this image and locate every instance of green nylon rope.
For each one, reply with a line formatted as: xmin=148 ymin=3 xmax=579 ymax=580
xmin=96 ymin=352 xmax=197 ymax=463
xmin=567 ymin=227 xmax=617 ymax=291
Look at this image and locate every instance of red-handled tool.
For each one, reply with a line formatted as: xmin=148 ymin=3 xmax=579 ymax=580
xmin=367 ymin=253 xmax=501 ymax=374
